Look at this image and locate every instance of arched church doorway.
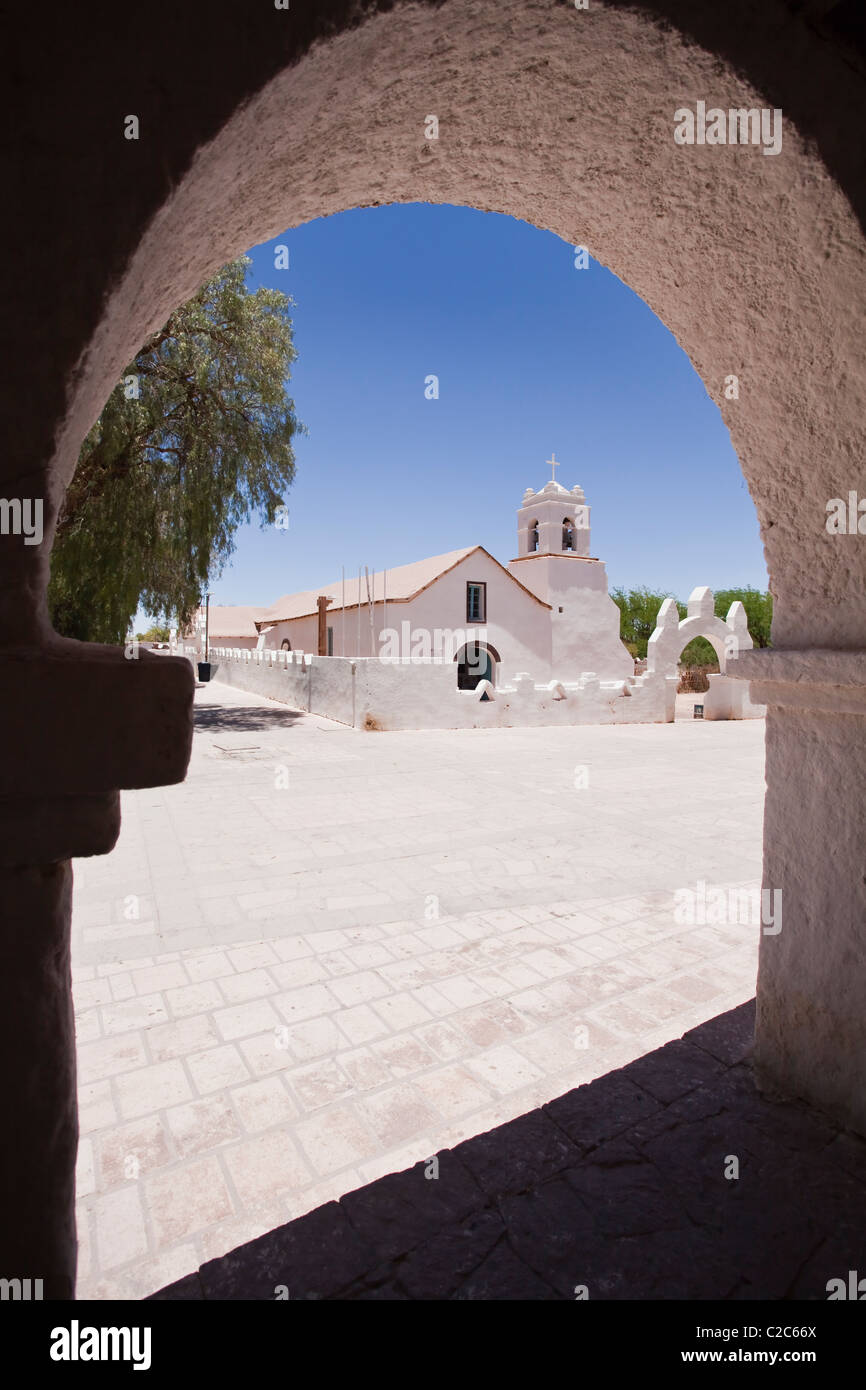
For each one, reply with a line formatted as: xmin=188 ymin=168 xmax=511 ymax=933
xmin=455 ymin=641 xmax=500 ymax=691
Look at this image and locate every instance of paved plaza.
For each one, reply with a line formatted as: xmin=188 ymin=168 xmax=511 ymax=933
xmin=154 ymin=1001 xmax=866 ymax=1302
xmin=71 ymin=681 xmax=766 ymax=1299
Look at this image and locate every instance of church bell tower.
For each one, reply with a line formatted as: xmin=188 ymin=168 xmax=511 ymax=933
xmin=510 ymin=452 xmax=593 ymax=601
xmin=507 ymin=453 xmax=633 ymax=681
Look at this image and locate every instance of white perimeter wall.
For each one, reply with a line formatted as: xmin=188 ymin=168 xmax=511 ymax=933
xmin=207 ymin=648 xmax=669 ymax=729
xmin=704 ymin=672 xmax=767 ymax=720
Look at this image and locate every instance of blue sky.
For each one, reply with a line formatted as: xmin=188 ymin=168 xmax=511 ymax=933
xmin=155 ymin=203 xmax=767 ymax=620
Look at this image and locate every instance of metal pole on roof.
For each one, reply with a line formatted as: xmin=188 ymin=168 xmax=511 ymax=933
xmin=383 ymin=569 xmax=387 ymax=651
xmin=341 ymin=566 xmax=345 ymax=657
xmin=357 ymin=566 xmax=361 ymax=659
xmin=365 ymin=566 xmax=374 ymax=657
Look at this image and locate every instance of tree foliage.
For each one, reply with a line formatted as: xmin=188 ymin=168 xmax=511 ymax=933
xmin=49 ymin=257 xmax=303 ymax=643
xmin=610 ymin=587 xmax=673 ymax=659
xmin=612 ymin=585 xmax=773 ymax=662
xmin=710 ymin=587 xmax=773 ymax=647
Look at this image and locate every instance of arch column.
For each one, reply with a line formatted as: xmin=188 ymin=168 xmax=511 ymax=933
xmin=0 ymin=614 xmax=194 ymax=1296
xmin=732 ymin=649 xmax=866 ymax=1131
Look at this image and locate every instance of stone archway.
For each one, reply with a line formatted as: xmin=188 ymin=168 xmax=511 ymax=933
xmin=647 ymin=587 xmax=753 ymax=678
xmin=648 ymin=587 xmax=758 ymax=721
xmin=4 ymin=0 xmax=866 ymax=1296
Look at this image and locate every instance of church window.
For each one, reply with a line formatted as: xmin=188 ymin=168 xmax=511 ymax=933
xmin=562 ymin=517 xmax=575 ymax=550
xmin=529 ymin=521 xmax=539 ymax=552
xmin=327 ymin=626 xmax=334 ymax=656
xmin=466 ymin=582 xmax=486 ymax=623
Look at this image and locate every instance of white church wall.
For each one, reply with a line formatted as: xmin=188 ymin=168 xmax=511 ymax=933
xmin=507 ymin=555 xmax=633 ymax=684
xmin=260 ymin=615 xmax=319 ymax=653
xmin=210 ymin=633 xmax=260 ymax=651
xmin=258 ymin=549 xmax=553 ymax=679
xmin=184 ymin=630 xmax=260 ymax=653
xmin=550 ymin=582 xmax=634 ymax=682
xmin=399 ymin=549 xmax=552 ymax=680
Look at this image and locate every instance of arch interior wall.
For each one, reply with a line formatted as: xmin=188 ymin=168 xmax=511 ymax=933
xmin=2 ymin=0 xmax=865 ymax=1295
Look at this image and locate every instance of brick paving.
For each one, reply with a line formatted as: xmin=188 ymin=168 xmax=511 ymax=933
xmin=151 ymin=1001 xmax=866 ymax=1301
xmin=72 ymin=681 xmax=765 ymax=1298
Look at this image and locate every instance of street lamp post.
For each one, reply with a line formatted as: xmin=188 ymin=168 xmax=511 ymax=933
xmin=197 ymin=592 xmax=212 ymax=682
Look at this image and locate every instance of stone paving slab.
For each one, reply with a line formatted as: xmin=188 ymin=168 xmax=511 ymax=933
xmin=72 ymin=682 xmax=765 ymax=1298
xmin=149 ymin=1002 xmax=866 ymax=1301
xmin=73 ymin=889 xmax=760 ymax=1297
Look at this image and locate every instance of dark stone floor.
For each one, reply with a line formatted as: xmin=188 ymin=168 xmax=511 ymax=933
xmin=150 ymin=1001 xmax=866 ymax=1300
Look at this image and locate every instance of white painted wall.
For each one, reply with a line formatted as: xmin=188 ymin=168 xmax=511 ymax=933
xmin=508 ymin=553 xmax=633 ymax=682
xmin=208 ymin=647 xmax=669 ymax=729
xmin=704 ymin=672 xmax=767 ymax=720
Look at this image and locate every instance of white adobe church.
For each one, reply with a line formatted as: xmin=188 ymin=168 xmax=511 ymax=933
xmin=194 ymin=456 xmax=762 ymax=728
xmin=204 ymin=455 xmax=634 ymax=689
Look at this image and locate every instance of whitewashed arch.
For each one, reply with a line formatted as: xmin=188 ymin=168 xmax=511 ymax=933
xmin=4 ymin=0 xmax=866 ymax=1298
xmin=646 ymin=587 xmax=754 ymax=676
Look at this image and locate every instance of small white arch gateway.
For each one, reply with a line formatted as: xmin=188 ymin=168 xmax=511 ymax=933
xmin=646 ymin=586 xmax=753 ymax=677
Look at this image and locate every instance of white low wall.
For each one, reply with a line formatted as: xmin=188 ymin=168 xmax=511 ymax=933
xmin=203 ymin=647 xmax=670 ymax=729
xmin=704 ymin=672 xmax=767 ymax=720
xmin=665 ymin=675 xmax=677 ymax=721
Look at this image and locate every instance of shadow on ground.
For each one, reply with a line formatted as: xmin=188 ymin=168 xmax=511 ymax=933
xmin=150 ymin=1001 xmax=866 ymax=1300
xmin=194 ymin=704 xmax=304 ymax=733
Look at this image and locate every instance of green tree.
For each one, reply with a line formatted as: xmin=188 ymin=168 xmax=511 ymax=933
xmin=49 ymin=257 xmax=303 ymax=643
xmin=712 ymin=587 xmax=773 ymax=647
xmin=135 ymin=624 xmax=172 ymax=643
xmin=678 ymin=634 xmax=718 ymax=665
xmin=610 ymin=587 xmax=674 ymax=659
